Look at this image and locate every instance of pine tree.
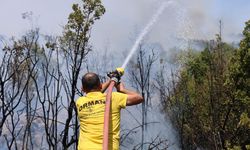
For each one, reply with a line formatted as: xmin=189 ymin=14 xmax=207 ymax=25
xmin=226 ymin=20 xmax=250 ymax=149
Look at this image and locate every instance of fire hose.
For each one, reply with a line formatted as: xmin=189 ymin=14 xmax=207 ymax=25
xmin=103 ymin=68 xmax=124 ymax=150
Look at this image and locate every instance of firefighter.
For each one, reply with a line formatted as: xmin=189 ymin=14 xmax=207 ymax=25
xmin=76 ymin=68 xmax=143 ymax=150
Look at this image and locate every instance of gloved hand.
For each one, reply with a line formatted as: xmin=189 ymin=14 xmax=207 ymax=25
xmin=107 ymin=68 xmax=124 ymax=83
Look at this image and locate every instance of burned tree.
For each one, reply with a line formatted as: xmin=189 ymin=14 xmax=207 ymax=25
xmin=127 ymin=44 xmax=157 ymax=149
xmin=59 ymin=0 xmax=105 ymax=149
xmin=0 ymin=29 xmax=40 ymax=149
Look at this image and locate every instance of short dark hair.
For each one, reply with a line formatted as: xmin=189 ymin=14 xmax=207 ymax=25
xmin=81 ymin=73 xmax=101 ymax=91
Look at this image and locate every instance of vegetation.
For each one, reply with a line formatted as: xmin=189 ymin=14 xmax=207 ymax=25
xmin=163 ymin=20 xmax=250 ymax=149
xmin=0 ymin=0 xmax=105 ymax=149
xmin=0 ymin=0 xmax=249 ymax=149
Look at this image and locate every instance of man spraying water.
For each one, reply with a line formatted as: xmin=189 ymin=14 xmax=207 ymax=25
xmin=76 ymin=68 xmax=143 ymax=150
xmin=76 ymin=1 xmax=172 ymax=149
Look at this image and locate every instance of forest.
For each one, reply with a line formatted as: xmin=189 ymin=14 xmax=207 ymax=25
xmin=0 ymin=0 xmax=249 ymax=150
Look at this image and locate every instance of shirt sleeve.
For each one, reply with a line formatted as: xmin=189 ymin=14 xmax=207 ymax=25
xmin=112 ymin=92 xmax=128 ymax=109
xmin=75 ymin=98 xmax=80 ymax=112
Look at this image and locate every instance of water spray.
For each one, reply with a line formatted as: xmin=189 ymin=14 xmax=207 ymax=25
xmin=103 ymin=2 xmax=171 ymax=149
xmin=121 ymin=1 xmax=171 ymax=69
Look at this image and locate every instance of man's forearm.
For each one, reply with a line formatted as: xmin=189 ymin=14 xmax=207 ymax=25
xmin=115 ymin=82 xmax=143 ymax=106
xmin=118 ymin=88 xmax=138 ymax=95
xmin=101 ymin=80 xmax=111 ymax=93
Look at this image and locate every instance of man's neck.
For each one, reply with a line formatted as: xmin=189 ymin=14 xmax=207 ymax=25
xmin=86 ymin=89 xmax=101 ymax=94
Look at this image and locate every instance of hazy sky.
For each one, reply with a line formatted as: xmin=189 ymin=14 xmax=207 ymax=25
xmin=0 ymin=0 xmax=250 ymax=52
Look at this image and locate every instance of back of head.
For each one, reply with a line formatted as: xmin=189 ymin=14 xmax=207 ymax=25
xmin=82 ymin=73 xmax=101 ymax=92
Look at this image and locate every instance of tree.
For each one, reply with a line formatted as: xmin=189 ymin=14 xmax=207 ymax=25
xmin=30 ymin=35 xmax=64 ymax=149
xmin=162 ymin=33 xmax=240 ymax=149
xmin=0 ymin=1 xmax=106 ymax=149
xmin=0 ymin=29 xmax=41 ymax=149
xmin=59 ymin=0 xmax=105 ymax=149
xmin=225 ymin=20 xmax=250 ymax=149
xmin=127 ymin=44 xmax=157 ymax=149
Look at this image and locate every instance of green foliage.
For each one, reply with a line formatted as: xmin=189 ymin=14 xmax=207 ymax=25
xmin=225 ymin=20 xmax=250 ymax=149
xmin=165 ymin=20 xmax=250 ymax=149
xmin=186 ymin=49 xmax=209 ymax=84
xmin=226 ymin=20 xmax=250 ymax=96
xmin=61 ymin=0 xmax=105 ymax=49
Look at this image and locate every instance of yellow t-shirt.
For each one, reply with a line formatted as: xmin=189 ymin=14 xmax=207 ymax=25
xmin=76 ymin=91 xmax=127 ymax=150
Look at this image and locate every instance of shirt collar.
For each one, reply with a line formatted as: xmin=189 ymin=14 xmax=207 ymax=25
xmin=86 ymin=91 xmax=105 ymax=98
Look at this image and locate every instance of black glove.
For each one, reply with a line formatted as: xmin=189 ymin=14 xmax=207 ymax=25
xmin=107 ymin=68 xmax=124 ymax=83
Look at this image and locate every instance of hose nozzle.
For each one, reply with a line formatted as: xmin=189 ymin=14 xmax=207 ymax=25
xmin=107 ymin=67 xmax=124 ymax=82
xmin=116 ymin=67 xmax=124 ymax=77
